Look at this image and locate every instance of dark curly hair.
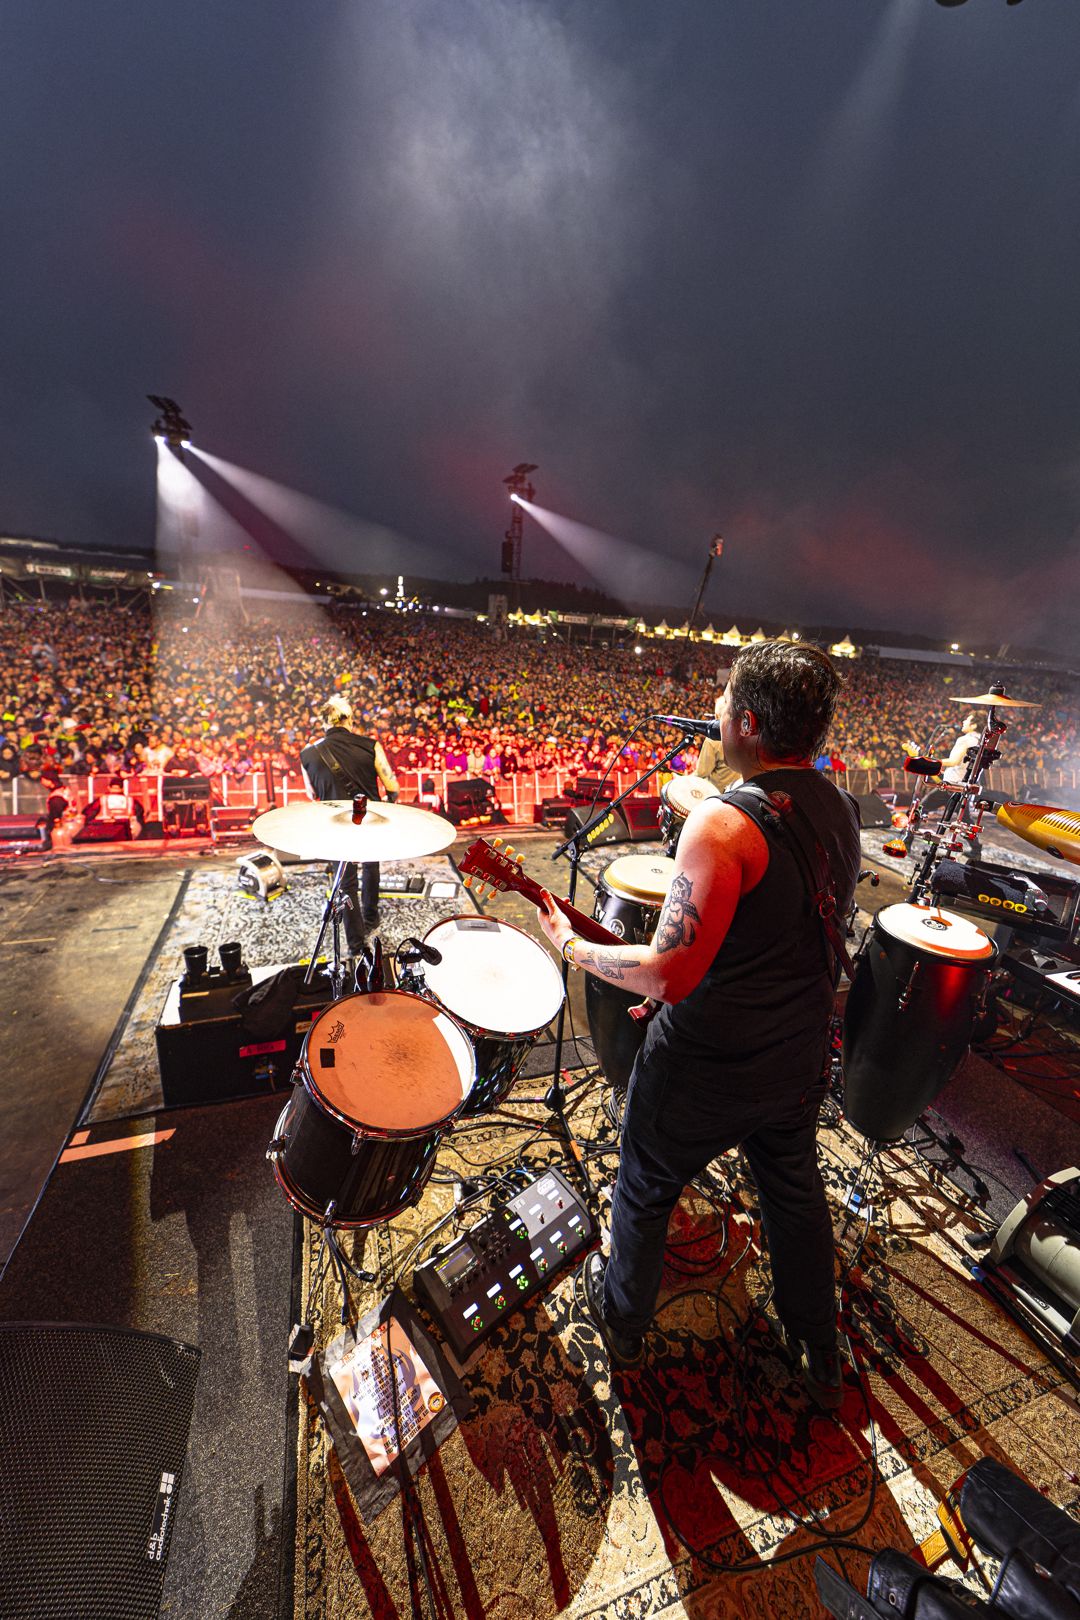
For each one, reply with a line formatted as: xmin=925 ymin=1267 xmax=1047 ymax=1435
xmin=728 ymin=639 xmax=841 ymax=762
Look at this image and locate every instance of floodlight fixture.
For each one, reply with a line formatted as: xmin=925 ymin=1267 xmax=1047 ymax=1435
xmin=148 ymin=395 xmax=193 ymax=448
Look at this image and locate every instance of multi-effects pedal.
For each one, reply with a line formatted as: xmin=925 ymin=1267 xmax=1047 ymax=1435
xmin=412 ymin=1167 xmax=596 ymax=1360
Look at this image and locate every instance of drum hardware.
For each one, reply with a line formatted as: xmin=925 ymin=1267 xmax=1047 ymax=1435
xmin=459 ymin=829 xmax=621 ymax=1213
xmin=896 ymin=958 xmax=921 ymax=1013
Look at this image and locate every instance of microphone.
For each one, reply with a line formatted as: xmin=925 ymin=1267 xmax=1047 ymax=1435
xmin=903 ymin=755 xmax=943 ymax=776
xmin=655 ymin=714 xmax=722 ymax=742
xmin=398 ymin=938 xmax=443 ymax=967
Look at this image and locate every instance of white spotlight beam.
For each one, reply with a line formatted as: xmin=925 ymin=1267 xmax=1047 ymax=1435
xmin=190 ymin=449 xmax=445 ymax=577
xmin=514 ymin=499 xmax=697 ymax=611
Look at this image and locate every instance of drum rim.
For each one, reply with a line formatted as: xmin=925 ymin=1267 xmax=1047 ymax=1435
xmin=873 ymin=902 xmax=996 ymax=961
xmin=598 ymin=855 xmax=676 ymax=905
xmin=300 ymin=988 xmax=476 ymax=1137
xmin=419 ymin=912 xmax=565 ymax=1039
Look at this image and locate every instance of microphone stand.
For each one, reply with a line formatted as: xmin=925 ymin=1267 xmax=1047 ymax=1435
xmin=540 ymin=728 xmax=696 ymax=1208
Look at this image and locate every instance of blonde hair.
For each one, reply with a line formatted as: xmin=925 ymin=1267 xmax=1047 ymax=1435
xmin=319 ymin=694 xmax=353 ymax=730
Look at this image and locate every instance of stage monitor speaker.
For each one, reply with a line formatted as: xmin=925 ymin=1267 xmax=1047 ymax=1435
xmin=573 ymin=775 xmax=615 ymax=804
xmin=562 ymin=804 xmax=630 ymax=847
xmin=534 ymin=796 xmax=573 ymax=828
xmin=444 ymin=778 xmax=505 ymax=827
xmin=0 ymin=1322 xmax=199 ymax=1619
xmin=0 ymin=816 xmax=47 ymax=848
xmin=622 ymin=797 xmax=662 ymax=842
xmin=855 ymin=792 xmax=892 ymax=829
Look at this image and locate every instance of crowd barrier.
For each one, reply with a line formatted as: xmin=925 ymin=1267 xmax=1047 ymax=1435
xmin=0 ymin=764 xmax=1076 ymax=835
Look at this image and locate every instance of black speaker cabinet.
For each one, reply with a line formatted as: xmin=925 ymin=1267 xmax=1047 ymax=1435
xmin=854 ymin=791 xmax=892 ymax=829
xmin=0 ymin=1322 xmax=199 ymax=1620
xmin=156 ymin=967 xmax=335 ymax=1106
xmin=622 ymin=797 xmax=663 ymax=841
xmin=561 ymin=804 xmax=631 ymax=846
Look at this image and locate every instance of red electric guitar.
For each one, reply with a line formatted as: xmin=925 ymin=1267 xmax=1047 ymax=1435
xmin=459 ymin=837 xmax=621 ymax=945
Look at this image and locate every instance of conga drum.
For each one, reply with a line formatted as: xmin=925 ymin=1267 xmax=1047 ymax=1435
xmin=842 ymin=903 xmax=996 ymax=1142
xmin=658 ymin=774 xmax=721 ymax=856
xmin=585 ymin=853 xmax=676 ymax=1090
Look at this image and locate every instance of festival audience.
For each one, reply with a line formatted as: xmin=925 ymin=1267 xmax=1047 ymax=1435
xmin=1 ymin=599 xmax=1076 ymax=807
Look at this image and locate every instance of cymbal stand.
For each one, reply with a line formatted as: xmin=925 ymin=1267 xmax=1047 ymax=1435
xmin=909 ymin=704 xmax=1008 ymax=905
xmin=302 ymin=859 xmax=357 ymax=998
xmin=541 ymin=731 xmax=695 ymax=1208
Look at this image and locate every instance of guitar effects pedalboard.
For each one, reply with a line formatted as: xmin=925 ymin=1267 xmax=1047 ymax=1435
xmin=412 ymin=1167 xmax=596 ymax=1360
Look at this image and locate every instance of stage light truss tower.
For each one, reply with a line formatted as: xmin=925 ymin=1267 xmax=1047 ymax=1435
xmin=501 ymin=463 xmax=537 ymax=580
xmin=148 ymin=395 xmax=193 ymax=448
xmin=688 ymin=533 xmax=724 ymax=634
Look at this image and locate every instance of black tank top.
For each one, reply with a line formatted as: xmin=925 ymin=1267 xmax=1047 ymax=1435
xmin=651 ymin=768 xmax=860 ymax=1092
xmin=300 ymin=728 xmax=381 ymax=801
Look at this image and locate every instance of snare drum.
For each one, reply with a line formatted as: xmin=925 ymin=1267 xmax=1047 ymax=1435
xmin=268 ymin=991 xmax=475 ymax=1227
xmin=659 ymin=774 xmax=721 ymax=856
xmin=585 ymin=853 xmax=676 ymax=1090
xmin=843 ymin=903 xmax=996 ymax=1142
xmin=419 ymin=916 xmax=565 ymax=1114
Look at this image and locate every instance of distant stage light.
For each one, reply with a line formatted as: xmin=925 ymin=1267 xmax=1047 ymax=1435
xmin=634 ymin=645 xmax=643 ymax=655
xmin=148 ymin=395 xmax=194 ymax=448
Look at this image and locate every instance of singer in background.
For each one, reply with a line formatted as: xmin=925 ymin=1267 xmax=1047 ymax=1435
xmin=300 ymin=694 xmax=399 ymax=955
xmin=538 ymin=640 xmax=860 ymax=1406
xmin=693 ymin=670 xmax=741 ymax=793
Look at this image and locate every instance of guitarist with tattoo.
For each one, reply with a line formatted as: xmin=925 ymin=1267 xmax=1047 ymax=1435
xmin=537 ymin=639 xmax=860 ymax=1406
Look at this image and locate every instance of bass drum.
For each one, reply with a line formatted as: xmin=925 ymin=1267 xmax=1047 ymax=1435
xmin=658 ymin=774 xmax=721 ymax=857
xmin=419 ymin=915 xmax=565 ymax=1114
xmin=843 ymin=903 xmax=996 ymax=1142
xmin=268 ymin=990 xmax=475 ymax=1228
xmin=585 ymin=853 xmax=675 ymax=1090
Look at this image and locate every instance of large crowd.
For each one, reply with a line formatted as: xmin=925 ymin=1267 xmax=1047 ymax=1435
xmin=1 ymin=597 xmax=1077 ymax=801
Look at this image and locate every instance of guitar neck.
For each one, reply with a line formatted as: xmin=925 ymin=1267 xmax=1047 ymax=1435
xmin=511 ymin=868 xmax=621 ymax=946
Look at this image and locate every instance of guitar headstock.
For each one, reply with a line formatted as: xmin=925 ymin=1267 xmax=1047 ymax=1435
xmin=460 ymin=836 xmax=526 ymax=902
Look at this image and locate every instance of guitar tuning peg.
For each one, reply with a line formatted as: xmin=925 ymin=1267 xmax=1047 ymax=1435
xmin=493 ymin=836 xmax=503 ymax=848
xmin=504 ymin=845 xmax=515 ymax=860
xmin=462 ymin=875 xmax=473 ymax=888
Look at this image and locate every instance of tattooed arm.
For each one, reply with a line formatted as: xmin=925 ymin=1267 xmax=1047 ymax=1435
xmin=537 ymin=799 xmax=769 ymax=1003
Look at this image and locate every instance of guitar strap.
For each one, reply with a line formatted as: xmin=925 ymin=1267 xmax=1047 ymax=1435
xmin=725 ymin=782 xmax=857 ymax=985
xmin=311 ymin=737 xmax=363 ymax=799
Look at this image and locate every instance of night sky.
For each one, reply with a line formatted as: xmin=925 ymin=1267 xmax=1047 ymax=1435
xmin=2 ymin=1 xmax=1078 ymax=652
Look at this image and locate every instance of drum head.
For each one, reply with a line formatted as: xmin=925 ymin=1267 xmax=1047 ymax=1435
xmin=305 ymin=991 xmax=474 ymax=1132
xmin=876 ymin=903 xmax=995 ymax=960
xmin=421 ymin=915 xmax=565 ymax=1035
xmin=602 ymin=853 xmax=676 ymax=905
xmin=661 ymin=774 xmax=721 ymax=817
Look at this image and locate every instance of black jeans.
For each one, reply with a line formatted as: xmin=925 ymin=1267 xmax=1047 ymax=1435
xmin=604 ymin=1038 xmax=837 ymax=1346
xmin=338 ymin=862 xmax=380 ymax=952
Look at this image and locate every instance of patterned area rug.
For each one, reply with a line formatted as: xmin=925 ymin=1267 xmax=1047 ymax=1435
xmin=88 ymin=856 xmax=477 ymax=1122
xmin=292 ymin=1082 xmax=1080 ymax=1619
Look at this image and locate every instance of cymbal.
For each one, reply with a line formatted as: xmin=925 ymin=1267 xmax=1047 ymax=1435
xmin=949 ymin=691 xmax=1040 ymax=708
xmin=996 ymin=803 xmax=1080 ymax=866
xmin=252 ymin=800 xmax=456 ymax=862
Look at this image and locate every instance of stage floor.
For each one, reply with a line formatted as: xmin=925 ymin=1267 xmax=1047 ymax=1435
xmin=1 ymin=826 xmax=1077 ymax=1618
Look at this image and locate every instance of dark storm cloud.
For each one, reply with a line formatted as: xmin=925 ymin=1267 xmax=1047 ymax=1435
xmin=1 ymin=0 xmax=1077 ymax=652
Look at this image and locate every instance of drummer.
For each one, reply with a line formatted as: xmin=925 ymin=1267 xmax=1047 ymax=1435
xmin=693 ymin=671 xmax=741 ymax=794
xmin=538 ymin=640 xmax=860 ymax=1406
xmin=300 ymin=694 xmax=399 ymax=954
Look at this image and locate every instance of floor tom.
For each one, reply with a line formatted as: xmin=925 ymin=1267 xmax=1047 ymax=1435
xmin=269 ymin=990 xmax=475 ymax=1227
